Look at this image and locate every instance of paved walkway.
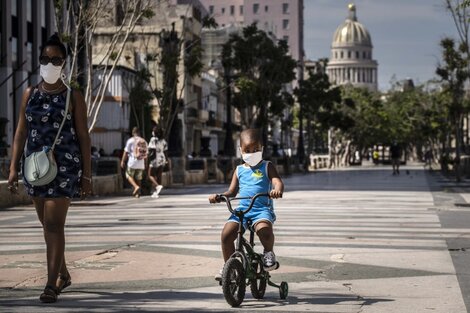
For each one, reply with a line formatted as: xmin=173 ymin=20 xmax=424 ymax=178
xmin=0 ymin=165 xmax=469 ymax=312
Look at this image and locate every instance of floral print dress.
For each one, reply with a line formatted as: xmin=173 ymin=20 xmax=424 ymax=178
xmin=22 ymin=87 xmax=82 ymax=198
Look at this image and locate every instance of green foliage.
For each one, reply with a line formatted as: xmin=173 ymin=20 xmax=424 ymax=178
xmin=129 ymin=69 xmax=154 ymax=139
xmin=141 ymin=8 xmax=155 ymax=19
xmin=60 ymin=33 xmax=72 ymax=44
xmin=202 ymin=16 xmax=218 ymax=29
xmin=109 ymin=52 xmax=119 ymax=61
xmin=221 ymin=23 xmax=297 ymax=127
xmin=340 ymin=84 xmax=448 ymax=151
xmin=184 ymin=40 xmax=204 ymax=78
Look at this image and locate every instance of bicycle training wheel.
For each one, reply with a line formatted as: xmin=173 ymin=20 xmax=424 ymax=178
xmin=250 ymin=261 xmax=267 ymax=299
xmin=222 ymin=258 xmax=246 ymax=307
xmin=279 ymin=281 xmax=289 ymax=299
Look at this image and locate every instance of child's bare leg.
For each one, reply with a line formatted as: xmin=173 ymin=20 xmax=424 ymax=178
xmin=255 ymin=221 xmax=275 ymax=252
xmin=221 ymin=222 xmax=238 ymax=261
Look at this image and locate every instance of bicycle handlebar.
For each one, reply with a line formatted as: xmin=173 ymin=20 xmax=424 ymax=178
xmin=216 ymin=192 xmax=270 ymax=215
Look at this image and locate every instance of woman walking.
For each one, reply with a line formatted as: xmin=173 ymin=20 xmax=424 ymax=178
xmin=8 ymin=34 xmax=92 ymax=303
xmin=148 ymin=126 xmax=168 ymax=198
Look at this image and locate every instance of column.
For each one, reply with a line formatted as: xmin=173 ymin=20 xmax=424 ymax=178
xmin=14 ymin=0 xmax=28 ymax=130
xmin=31 ymin=0 xmax=42 ymax=85
xmin=45 ymin=0 xmax=56 ymax=36
xmin=0 ymin=0 xmax=13 ymax=151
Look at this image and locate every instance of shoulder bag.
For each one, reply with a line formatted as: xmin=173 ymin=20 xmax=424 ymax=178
xmin=23 ymin=87 xmax=71 ymax=186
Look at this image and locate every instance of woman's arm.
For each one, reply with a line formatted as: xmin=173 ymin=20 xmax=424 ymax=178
xmin=73 ymin=89 xmax=92 ymax=195
xmin=8 ymin=87 xmax=32 ymax=191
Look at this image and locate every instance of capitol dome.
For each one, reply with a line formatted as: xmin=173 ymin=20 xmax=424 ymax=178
xmin=332 ymin=4 xmax=372 ymax=47
xmin=326 ymin=4 xmax=378 ymax=91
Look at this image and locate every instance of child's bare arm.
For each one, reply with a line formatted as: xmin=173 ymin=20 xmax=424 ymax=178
xmin=209 ymin=170 xmax=239 ymax=203
xmin=268 ymin=162 xmax=284 ymax=199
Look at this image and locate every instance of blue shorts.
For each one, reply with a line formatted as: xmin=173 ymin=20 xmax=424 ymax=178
xmin=227 ymin=206 xmax=276 ymax=230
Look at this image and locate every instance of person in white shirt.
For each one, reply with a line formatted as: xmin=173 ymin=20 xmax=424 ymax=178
xmin=121 ymin=127 xmax=147 ymax=197
xmin=147 ymin=126 xmax=168 ymax=198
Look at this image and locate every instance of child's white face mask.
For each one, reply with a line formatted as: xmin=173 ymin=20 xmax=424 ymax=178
xmin=241 ymin=148 xmax=263 ymax=167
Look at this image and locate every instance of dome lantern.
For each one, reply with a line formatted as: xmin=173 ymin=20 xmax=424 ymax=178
xmin=348 ymin=3 xmax=357 ymax=21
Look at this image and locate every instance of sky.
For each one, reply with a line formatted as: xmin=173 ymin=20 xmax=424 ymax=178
xmin=303 ymin=0 xmax=460 ymax=91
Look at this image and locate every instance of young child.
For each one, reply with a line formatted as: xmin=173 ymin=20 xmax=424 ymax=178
xmin=209 ymin=129 xmax=284 ymax=277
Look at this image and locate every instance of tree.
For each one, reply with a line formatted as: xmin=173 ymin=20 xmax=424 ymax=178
xmin=436 ymin=37 xmax=470 ymax=180
xmin=221 ymin=24 xmax=297 ymax=144
xmin=294 ymin=62 xmax=346 ymax=161
xmin=54 ymin=0 xmax=155 ymax=133
xmin=128 ymin=69 xmax=154 ymax=139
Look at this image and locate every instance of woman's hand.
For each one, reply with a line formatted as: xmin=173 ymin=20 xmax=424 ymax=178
xmin=80 ymin=177 xmax=93 ymax=199
xmin=7 ymin=171 xmax=19 ymax=195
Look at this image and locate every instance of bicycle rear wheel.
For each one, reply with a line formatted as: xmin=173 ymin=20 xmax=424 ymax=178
xmin=250 ymin=261 xmax=266 ymax=299
xmin=222 ymin=258 xmax=246 ymax=307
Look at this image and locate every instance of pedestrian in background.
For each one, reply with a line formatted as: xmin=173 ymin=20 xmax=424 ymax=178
xmin=121 ymin=127 xmax=147 ymax=198
xmin=147 ymin=126 xmax=168 ymax=198
xmin=8 ymin=34 xmax=92 ymax=303
xmin=390 ymin=141 xmax=401 ymax=175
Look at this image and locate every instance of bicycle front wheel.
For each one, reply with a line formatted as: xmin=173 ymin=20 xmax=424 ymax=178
xmin=222 ymin=258 xmax=246 ymax=307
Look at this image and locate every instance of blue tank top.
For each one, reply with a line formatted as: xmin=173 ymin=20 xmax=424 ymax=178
xmin=237 ymin=160 xmax=272 ymax=210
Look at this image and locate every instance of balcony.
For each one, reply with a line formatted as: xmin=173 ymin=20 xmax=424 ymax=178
xmin=199 ymin=110 xmax=209 ymax=122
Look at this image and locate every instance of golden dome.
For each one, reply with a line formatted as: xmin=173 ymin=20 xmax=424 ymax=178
xmin=332 ymin=4 xmax=372 ymax=47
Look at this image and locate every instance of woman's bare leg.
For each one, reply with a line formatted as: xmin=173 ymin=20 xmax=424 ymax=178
xmin=42 ymin=198 xmax=70 ymax=287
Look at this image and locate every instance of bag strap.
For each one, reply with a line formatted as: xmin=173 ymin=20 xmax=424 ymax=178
xmin=51 ymin=87 xmax=71 ymax=152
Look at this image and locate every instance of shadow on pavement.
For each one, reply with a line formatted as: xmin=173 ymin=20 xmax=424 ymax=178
xmin=158 ymin=168 xmax=452 ymax=195
xmin=0 ymin=289 xmax=394 ymax=312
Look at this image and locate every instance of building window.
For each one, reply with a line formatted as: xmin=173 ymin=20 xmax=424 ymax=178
xmin=347 ymin=51 xmax=351 ymax=59
xmin=41 ymin=0 xmax=46 ymax=27
xmin=282 ymin=19 xmax=289 ymax=30
xmin=12 ymin=37 xmax=18 ymax=68
xmin=116 ymin=1 xmax=125 ymax=25
xmin=335 ymin=52 xmax=337 ymax=59
xmin=12 ymin=0 xmax=17 ymax=16
xmin=221 ymin=7 xmax=225 ymax=14
xmin=363 ymin=51 xmax=366 ymax=59
xmin=283 ymin=35 xmax=289 ymax=43
xmin=230 ymin=5 xmax=235 ymax=15
xmin=340 ymin=51 xmax=344 ymax=59
xmin=283 ymin=3 xmax=289 ymax=14
xmin=27 ymin=0 xmax=32 ymax=22
xmin=240 ymin=5 xmax=244 ymax=14
xmin=265 ymin=5 xmax=269 ymax=12
xmin=209 ymin=5 xmax=214 ymax=14
xmin=356 ymin=51 xmax=359 ymax=59
xmin=253 ymin=3 xmax=259 ymax=14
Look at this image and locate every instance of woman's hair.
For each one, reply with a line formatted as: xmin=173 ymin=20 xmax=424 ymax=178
xmin=41 ymin=33 xmax=67 ymax=58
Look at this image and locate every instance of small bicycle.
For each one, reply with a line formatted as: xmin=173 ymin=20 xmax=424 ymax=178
xmin=214 ymin=192 xmax=288 ymax=307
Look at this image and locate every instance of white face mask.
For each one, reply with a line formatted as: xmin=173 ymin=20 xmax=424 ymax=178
xmin=40 ymin=63 xmax=63 ymax=84
xmin=241 ymin=148 xmax=263 ymax=167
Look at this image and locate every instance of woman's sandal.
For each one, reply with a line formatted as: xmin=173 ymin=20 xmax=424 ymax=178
xmin=39 ymin=285 xmax=59 ymax=303
xmin=57 ymin=274 xmax=72 ymax=293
